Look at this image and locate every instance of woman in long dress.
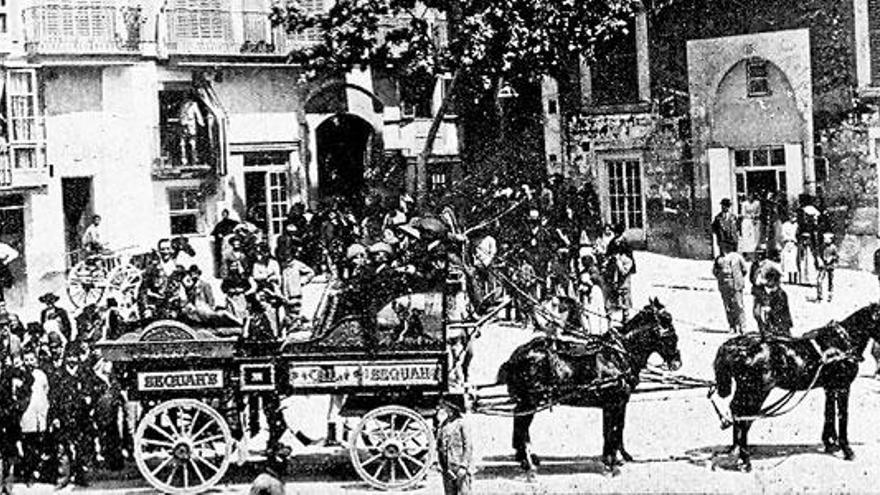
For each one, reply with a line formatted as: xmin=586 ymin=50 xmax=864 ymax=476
xmin=739 ymin=193 xmax=761 ymax=256
xmin=780 ymin=213 xmax=799 ymax=284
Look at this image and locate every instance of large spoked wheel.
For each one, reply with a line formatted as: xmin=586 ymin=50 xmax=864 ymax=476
xmin=134 ymin=399 xmax=233 ymax=494
xmin=107 ymin=262 xmax=142 ymax=313
xmin=349 ymin=405 xmax=435 ymax=491
xmin=66 ymin=260 xmax=107 ymax=308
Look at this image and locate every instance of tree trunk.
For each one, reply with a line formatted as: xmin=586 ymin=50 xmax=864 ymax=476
xmin=412 ymin=68 xmax=462 ymax=207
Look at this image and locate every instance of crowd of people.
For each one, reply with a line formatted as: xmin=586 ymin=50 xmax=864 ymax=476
xmin=0 ymin=299 xmax=126 ymax=491
xmin=711 ymin=193 xmax=836 ymax=338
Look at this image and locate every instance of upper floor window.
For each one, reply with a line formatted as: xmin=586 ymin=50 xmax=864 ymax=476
xmin=5 ymin=69 xmax=45 ymax=170
xmin=746 ymin=59 xmax=770 ymax=97
xmin=168 ymin=0 xmax=232 ymax=41
xmin=157 ymin=86 xmax=223 ymax=174
xmin=168 ymin=188 xmax=204 ymax=235
xmin=291 ymin=0 xmax=324 ymax=45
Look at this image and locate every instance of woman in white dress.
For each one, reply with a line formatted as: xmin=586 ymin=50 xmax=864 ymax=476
xmin=780 ymin=213 xmax=799 ymax=284
xmin=739 ymin=193 xmax=762 ymax=256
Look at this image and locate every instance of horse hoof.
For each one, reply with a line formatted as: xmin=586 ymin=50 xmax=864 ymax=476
xmin=530 ymin=454 xmax=542 ymax=467
xmin=824 ymin=443 xmax=839 ymax=454
xmin=737 ymin=461 xmax=752 ymax=473
xmin=620 ymin=451 xmax=634 ymax=463
xmin=843 ymin=448 xmax=855 ymax=461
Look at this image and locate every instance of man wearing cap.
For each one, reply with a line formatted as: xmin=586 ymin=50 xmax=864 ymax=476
xmin=39 ymin=293 xmax=73 ymax=342
xmin=436 ymin=397 xmax=474 ymax=495
xmin=815 ymin=232 xmax=838 ymax=302
xmin=754 ymin=266 xmax=793 ymax=338
xmin=712 ymin=199 xmax=740 ymax=254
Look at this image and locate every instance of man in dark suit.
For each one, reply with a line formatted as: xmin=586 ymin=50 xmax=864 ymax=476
xmin=49 ymin=345 xmax=103 ymax=488
xmin=712 ymin=198 xmax=740 ymax=254
xmin=39 ymin=293 xmax=73 ymax=342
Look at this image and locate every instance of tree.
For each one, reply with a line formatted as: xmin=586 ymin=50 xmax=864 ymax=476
xmin=273 ymin=0 xmax=647 ymax=206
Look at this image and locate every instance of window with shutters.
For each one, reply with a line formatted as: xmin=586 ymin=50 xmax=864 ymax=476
xmin=746 ymin=59 xmax=770 ymax=97
xmin=167 ymin=0 xmax=233 ymax=52
xmin=242 ymin=0 xmax=269 ymax=43
xmin=6 ymin=70 xmax=46 ymax=170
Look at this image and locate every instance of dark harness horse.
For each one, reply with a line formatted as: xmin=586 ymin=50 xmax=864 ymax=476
xmin=713 ymin=303 xmax=880 ymax=471
xmin=497 ymin=298 xmax=682 ymax=472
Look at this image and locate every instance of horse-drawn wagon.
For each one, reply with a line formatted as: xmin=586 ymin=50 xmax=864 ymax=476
xmin=96 ymin=263 xmax=475 ymax=493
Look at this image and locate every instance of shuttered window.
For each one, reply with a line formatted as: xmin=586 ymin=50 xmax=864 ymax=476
xmin=169 ymin=0 xmax=231 ymax=40
xmin=242 ymin=0 xmax=268 ymax=43
xmin=870 ymin=0 xmax=880 ymax=85
xmin=293 ymin=0 xmax=323 ymax=45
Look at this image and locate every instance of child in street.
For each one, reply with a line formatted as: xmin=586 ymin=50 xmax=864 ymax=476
xmin=436 ymin=397 xmax=474 ymax=495
xmin=753 ymin=267 xmax=793 ymax=338
xmin=815 ymin=232 xmax=838 ymax=302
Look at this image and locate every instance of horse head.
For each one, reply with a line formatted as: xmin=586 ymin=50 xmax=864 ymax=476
xmin=622 ymin=297 xmax=681 ymax=371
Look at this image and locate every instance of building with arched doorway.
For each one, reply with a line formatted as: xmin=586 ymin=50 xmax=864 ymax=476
xmin=688 ymin=29 xmax=815 ymax=249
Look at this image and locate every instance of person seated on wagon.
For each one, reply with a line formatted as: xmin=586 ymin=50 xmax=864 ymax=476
xmin=81 ymin=214 xmax=107 ymax=256
xmin=178 ymin=265 xmax=243 ymax=328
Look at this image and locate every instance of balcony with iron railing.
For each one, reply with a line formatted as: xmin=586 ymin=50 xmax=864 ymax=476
xmin=23 ymin=1 xmax=143 ymax=56
xmin=163 ymin=7 xmax=305 ymax=56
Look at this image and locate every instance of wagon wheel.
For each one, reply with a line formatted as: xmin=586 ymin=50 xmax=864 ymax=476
xmin=134 ymin=399 xmax=233 ymax=495
xmin=107 ymin=262 xmax=142 ymax=313
xmin=66 ymin=260 xmax=107 ymax=308
xmin=349 ymin=405 xmax=435 ymax=491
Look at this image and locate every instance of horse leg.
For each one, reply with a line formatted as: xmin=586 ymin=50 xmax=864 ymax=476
xmin=602 ymin=406 xmax=619 ymax=470
xmin=836 ymin=388 xmax=855 ymax=460
xmin=512 ymin=413 xmax=536 ymax=471
xmin=616 ymin=402 xmax=634 ymax=463
xmin=822 ymin=389 xmax=839 ymax=453
xmin=735 ymin=420 xmax=754 ymax=472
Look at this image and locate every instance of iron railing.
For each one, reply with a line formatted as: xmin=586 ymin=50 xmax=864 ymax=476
xmin=23 ymin=1 xmax=143 ymax=55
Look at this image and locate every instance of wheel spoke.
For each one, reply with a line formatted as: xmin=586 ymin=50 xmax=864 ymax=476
xmin=141 ymin=438 xmax=175 ymax=449
xmin=193 ymin=453 xmax=221 ymax=474
xmin=164 ymin=462 xmax=177 ymax=486
xmin=397 ymin=457 xmax=413 ymax=479
xmin=182 ymin=460 xmax=189 ymax=488
xmin=193 ymin=434 xmax=225 ymax=447
xmin=187 ymin=408 xmax=202 ymax=437
xmin=401 ymin=453 xmax=426 ymax=469
xmin=147 ymin=422 xmax=177 ymax=443
xmin=164 ymin=411 xmax=183 ymax=438
xmin=372 ymin=459 xmax=385 ymax=480
xmin=397 ymin=417 xmax=413 ymax=438
xmin=150 ymin=454 xmax=174 ymax=477
xmin=189 ymin=458 xmax=207 ymax=485
xmin=361 ymin=453 xmax=383 ymax=467
xmin=390 ymin=458 xmax=396 ymax=484
xmin=189 ymin=419 xmax=215 ymax=443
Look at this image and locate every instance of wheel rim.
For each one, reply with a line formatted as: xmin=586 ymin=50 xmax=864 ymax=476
xmin=67 ymin=261 xmax=107 ymax=307
xmin=134 ymin=399 xmax=232 ymax=494
xmin=349 ymin=405 xmax=435 ymax=490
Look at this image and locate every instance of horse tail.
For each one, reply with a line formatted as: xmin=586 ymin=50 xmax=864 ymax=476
xmin=713 ymin=346 xmax=734 ymax=398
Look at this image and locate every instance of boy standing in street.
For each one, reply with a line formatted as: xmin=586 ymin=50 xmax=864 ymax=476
xmin=816 ymin=232 xmax=838 ymax=302
xmin=436 ymin=397 xmax=474 ymax=495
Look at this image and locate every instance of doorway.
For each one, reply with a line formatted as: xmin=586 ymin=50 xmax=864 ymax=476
xmin=0 ymin=194 xmax=26 ymax=307
xmin=62 ymin=177 xmax=93 ymax=267
xmin=316 ymin=114 xmax=374 ymax=206
xmin=243 ymin=152 xmax=291 ymax=245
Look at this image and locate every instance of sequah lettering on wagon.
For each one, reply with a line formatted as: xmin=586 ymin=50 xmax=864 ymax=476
xmin=138 ymin=370 xmax=224 ymax=391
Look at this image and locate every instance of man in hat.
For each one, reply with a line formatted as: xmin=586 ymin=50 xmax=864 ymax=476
xmin=712 ymin=199 xmax=740 ymax=254
xmin=39 ymin=293 xmax=73 ymax=342
xmin=436 ymin=397 xmax=474 ymax=495
xmin=211 ymin=208 xmax=239 ymax=276
xmin=49 ymin=344 xmax=102 ymax=488
xmin=713 ymin=241 xmax=747 ymax=334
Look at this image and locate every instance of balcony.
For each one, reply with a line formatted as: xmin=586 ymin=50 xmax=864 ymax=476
xmin=0 ymin=150 xmax=50 ymax=190
xmin=164 ymin=7 xmax=300 ymax=56
xmin=23 ymin=1 xmax=143 ymax=56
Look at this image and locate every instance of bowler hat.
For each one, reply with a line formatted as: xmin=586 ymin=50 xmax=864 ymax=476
xmin=38 ymin=292 xmax=60 ymax=304
xmin=720 ymin=198 xmax=732 ymax=207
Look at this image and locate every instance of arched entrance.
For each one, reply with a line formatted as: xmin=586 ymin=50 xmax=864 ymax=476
xmin=316 ymin=113 xmax=375 ymax=205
